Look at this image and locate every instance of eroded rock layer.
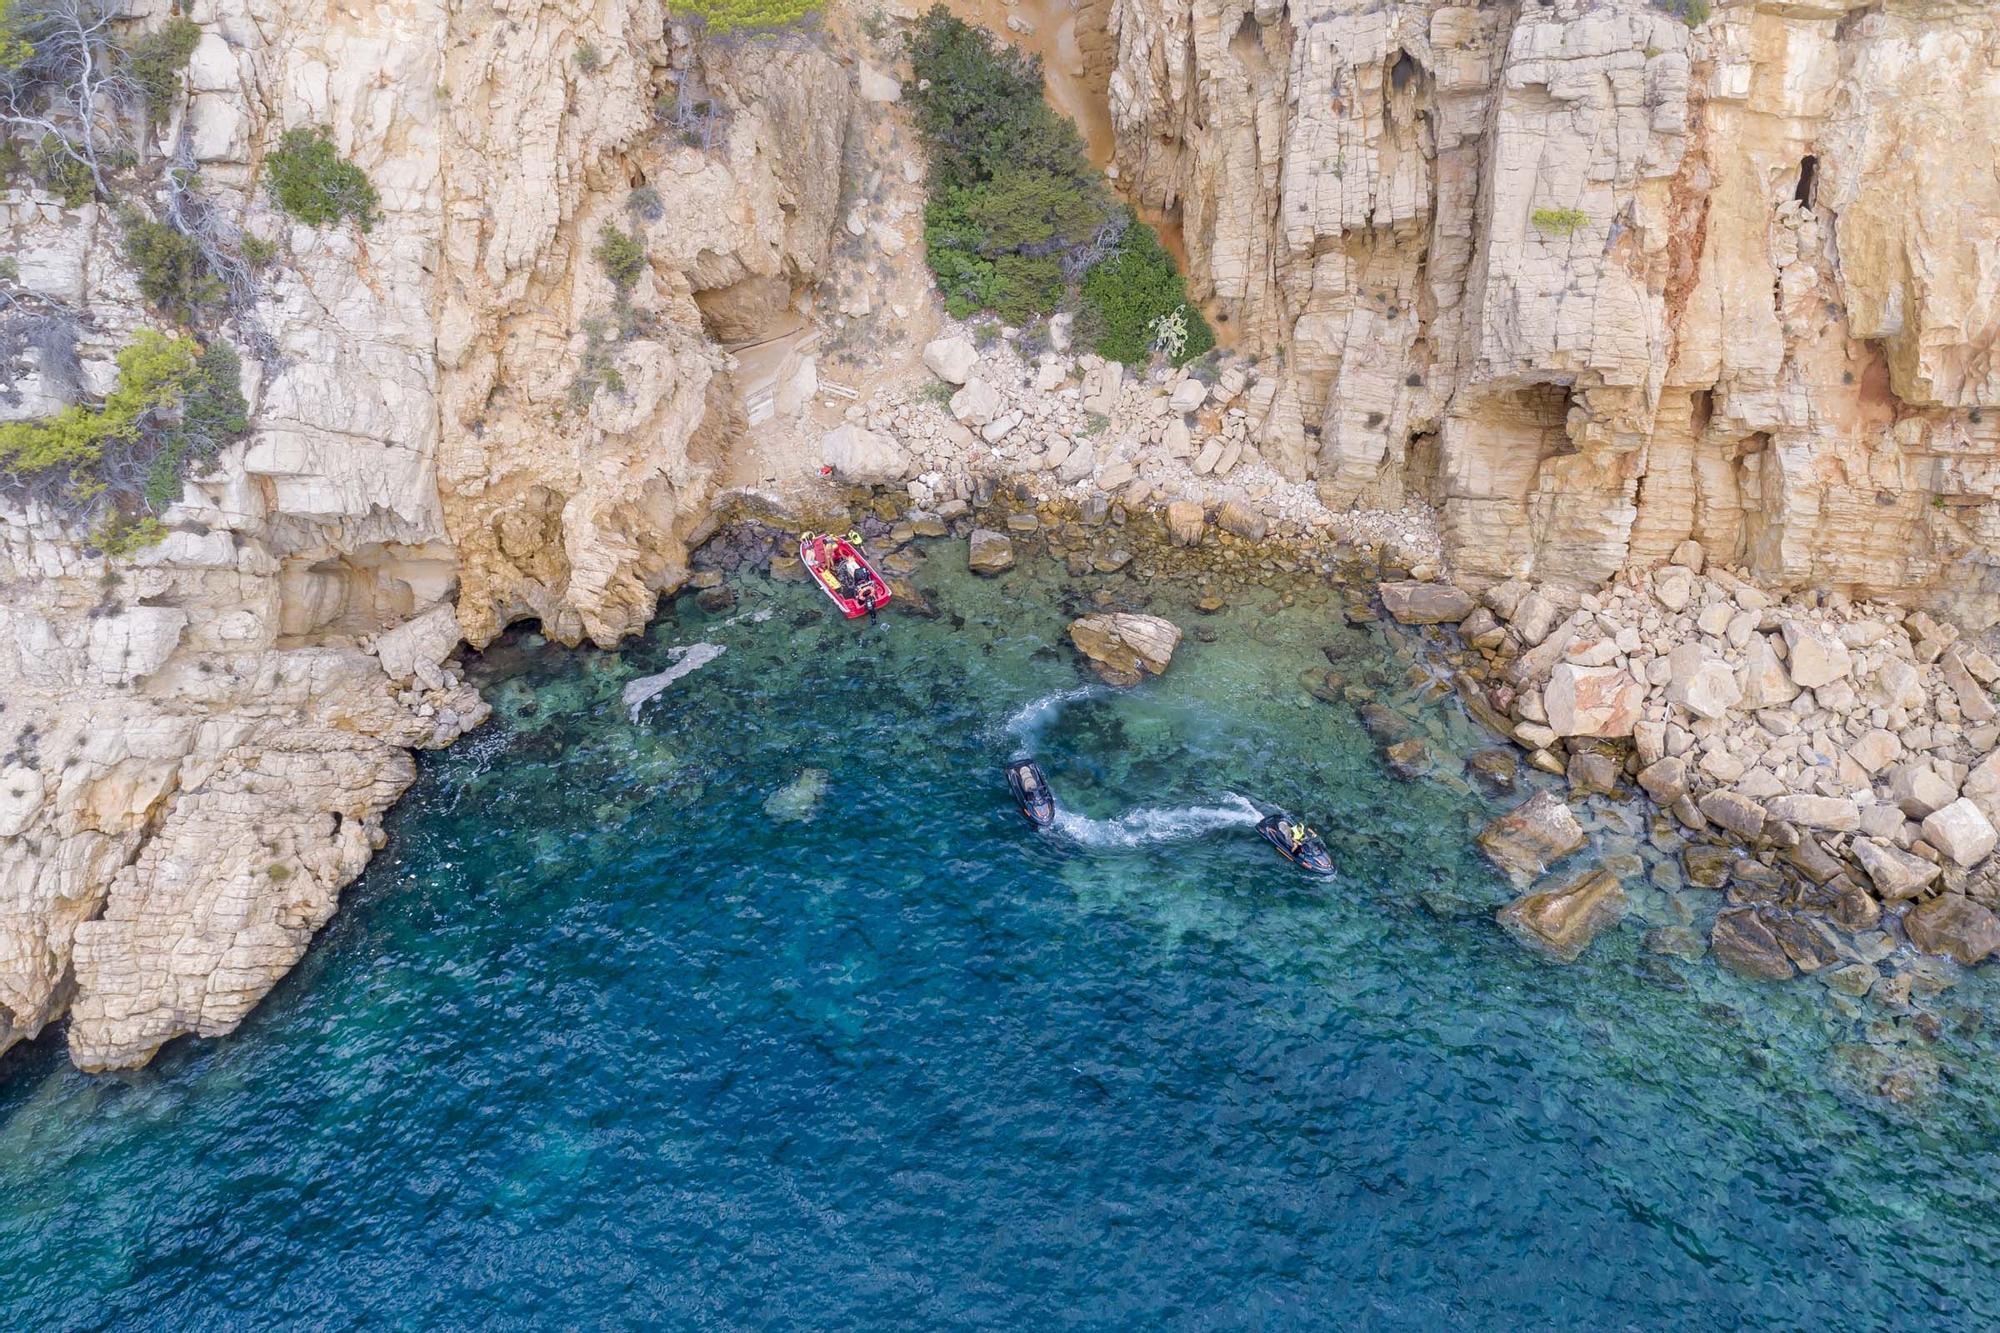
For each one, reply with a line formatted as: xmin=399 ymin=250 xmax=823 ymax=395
xmin=1104 ymin=0 xmax=2000 ymax=620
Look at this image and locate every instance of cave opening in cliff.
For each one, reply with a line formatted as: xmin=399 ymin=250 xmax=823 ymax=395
xmin=1390 ymin=50 xmax=1417 ymax=94
xmin=1794 ymin=156 xmax=1818 ymax=209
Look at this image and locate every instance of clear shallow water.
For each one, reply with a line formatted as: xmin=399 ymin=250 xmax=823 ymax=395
xmin=5 ymin=543 xmax=2000 ymax=1330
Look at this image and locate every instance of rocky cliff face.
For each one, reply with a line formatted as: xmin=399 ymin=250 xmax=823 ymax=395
xmin=1102 ymin=0 xmax=2000 ymax=622
xmin=0 ymin=1 xmax=852 ymax=1069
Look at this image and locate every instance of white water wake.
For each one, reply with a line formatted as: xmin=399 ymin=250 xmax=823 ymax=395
xmin=623 ymin=643 xmax=727 ymax=722
xmin=1052 ymin=793 xmax=1263 ymax=848
xmin=1002 ymin=685 xmax=1102 ymax=756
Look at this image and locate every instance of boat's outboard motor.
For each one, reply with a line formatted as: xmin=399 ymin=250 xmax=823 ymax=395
xmin=1006 ymin=760 xmax=1057 ymax=828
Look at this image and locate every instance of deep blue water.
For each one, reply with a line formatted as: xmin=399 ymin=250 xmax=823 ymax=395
xmin=4 ymin=543 xmax=1999 ymax=1330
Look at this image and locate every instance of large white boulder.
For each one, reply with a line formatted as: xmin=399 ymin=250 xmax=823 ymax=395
xmin=1922 ymin=798 xmax=1998 ymax=867
xmin=1781 ymin=621 xmax=1851 ymax=689
xmin=820 ymin=424 xmax=909 ymax=486
xmin=950 ymin=377 xmax=1001 ymax=426
xmin=1666 ymin=642 xmax=1741 ymax=720
xmin=922 ymin=336 xmax=978 ymax=385
xmin=1737 ymin=633 xmax=1799 ymax=710
xmin=1766 ymin=794 xmax=1860 ymax=832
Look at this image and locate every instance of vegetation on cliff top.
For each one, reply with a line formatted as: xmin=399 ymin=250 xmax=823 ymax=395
xmin=907 ymin=6 xmax=1208 ymax=366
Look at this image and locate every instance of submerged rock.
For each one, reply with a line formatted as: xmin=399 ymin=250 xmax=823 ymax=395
xmin=1068 ymin=613 xmax=1182 ymax=686
xmin=1711 ymin=908 xmax=1796 ymax=981
xmin=1498 ymin=866 xmax=1626 ymax=962
xmin=1477 ymin=790 xmax=1586 ymax=885
xmin=967 ymin=529 xmax=1015 ymax=576
xmin=763 ymin=768 xmax=830 ymax=823
xmin=1903 ymin=893 xmax=2000 ymax=966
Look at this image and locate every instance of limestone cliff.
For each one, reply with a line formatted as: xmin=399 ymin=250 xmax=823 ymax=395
xmin=0 ymin=1 xmax=853 ymax=1069
xmin=1102 ymin=0 xmax=2000 ymax=621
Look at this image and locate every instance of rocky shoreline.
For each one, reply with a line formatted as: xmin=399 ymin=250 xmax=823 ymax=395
xmin=1370 ymin=550 xmax=2000 ymax=1020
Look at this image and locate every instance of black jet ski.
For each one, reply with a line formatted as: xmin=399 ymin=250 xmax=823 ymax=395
xmin=1258 ymin=813 xmax=1334 ymax=874
xmin=1006 ymin=760 xmax=1057 ymax=828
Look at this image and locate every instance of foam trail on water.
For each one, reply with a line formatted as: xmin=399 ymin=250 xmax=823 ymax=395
xmin=1002 ymin=685 xmax=1102 ymax=756
xmin=1053 ymin=794 xmax=1263 ymax=848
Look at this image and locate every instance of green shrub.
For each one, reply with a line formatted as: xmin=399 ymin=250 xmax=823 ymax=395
xmin=1654 ymin=0 xmax=1709 ymax=26
xmin=29 ymin=136 xmax=92 ymax=207
xmin=265 ymin=126 xmax=378 ymax=231
xmin=239 ymin=232 xmax=276 ymax=269
xmin=143 ymin=340 xmax=247 ymax=508
xmin=0 ymin=330 xmax=246 ymax=518
xmin=1530 ymin=206 xmax=1588 ymax=237
xmin=93 ymin=512 xmax=166 ymax=557
xmin=671 ymin=0 xmax=824 ymax=34
xmin=128 ymin=17 xmax=200 ymax=117
xmin=574 ymin=41 xmax=602 ymax=72
xmin=121 ymin=215 xmax=222 ymax=322
xmin=0 ymin=4 xmax=28 ymax=72
xmin=594 ymin=223 xmax=646 ymax=294
xmin=1079 ymin=220 xmax=1212 ymax=367
xmin=990 ymin=253 xmax=1063 ymax=324
xmin=0 ymin=330 xmax=194 ymax=496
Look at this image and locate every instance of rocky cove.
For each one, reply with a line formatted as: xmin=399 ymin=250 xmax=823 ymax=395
xmin=0 ymin=0 xmax=1999 ymax=1220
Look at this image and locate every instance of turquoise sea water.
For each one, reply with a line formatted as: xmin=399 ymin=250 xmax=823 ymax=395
xmin=4 ymin=537 xmax=2000 ymax=1330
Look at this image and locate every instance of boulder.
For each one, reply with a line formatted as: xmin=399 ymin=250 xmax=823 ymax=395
xmin=1847 ymin=728 xmax=1902 ymax=775
xmin=1510 ymin=591 xmax=1559 ymax=646
xmin=820 ymin=425 xmax=909 ymax=486
xmin=1942 ymin=647 xmax=1997 ymax=722
xmin=1069 ymin=613 xmax=1182 ymax=686
xmin=1765 ymin=794 xmax=1860 ymax=833
xmin=1477 ymin=791 xmax=1587 ymax=885
xmin=1770 ymin=913 xmax=1842 ymax=974
xmin=1889 ymin=762 xmax=1958 ymax=819
xmin=1737 ymin=634 xmax=1800 ymax=710
xmin=1168 ymin=378 xmax=1207 ymax=413
xmin=1379 ymin=581 xmax=1476 ymax=626
xmin=1497 ymin=867 xmax=1626 ymax=962
xmin=1164 ymin=500 xmax=1206 ymax=547
xmin=1851 ymin=837 xmax=1941 ymax=901
xmin=922 ymin=335 xmax=978 ymax=385
xmin=1216 ymin=500 xmax=1267 ymax=542
xmin=1636 ymin=756 xmax=1688 ymax=804
xmin=1904 ymin=894 xmax=2000 ymax=966
xmin=1095 ymin=460 xmax=1135 ymax=491
xmin=966 ymin=528 xmax=1014 ymax=576
xmin=1697 ymin=790 xmax=1767 ymax=840
xmin=1781 ymin=621 xmax=1852 ymax=689
xmin=950 ymin=377 xmax=1002 ymax=425
xmin=1665 ymin=642 xmax=1741 ymax=720
xmin=1711 ymin=908 xmax=1797 ymax=981
xmin=1920 ymin=798 xmax=1997 ymax=867
xmin=1566 ymin=751 xmax=1619 ymax=795
xmin=1543 ymin=664 xmax=1644 ymax=738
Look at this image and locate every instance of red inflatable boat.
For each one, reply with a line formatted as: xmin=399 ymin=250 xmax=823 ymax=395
xmin=799 ymin=532 xmax=892 ymax=619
